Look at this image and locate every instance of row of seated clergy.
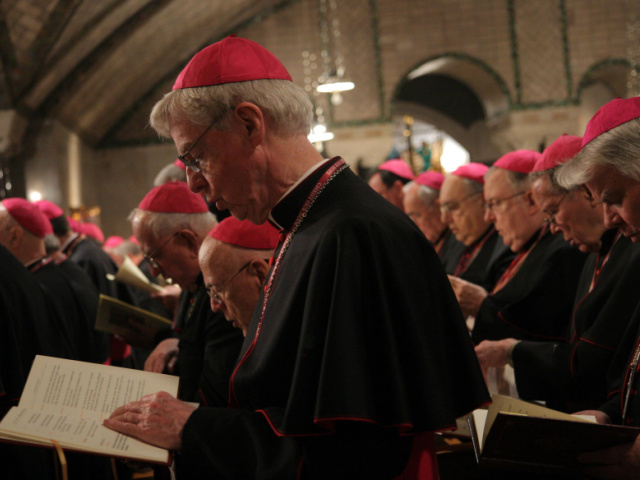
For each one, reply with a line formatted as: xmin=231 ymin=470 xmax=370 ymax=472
xmin=475 ymin=134 xmax=640 ymax=413
xmin=38 ymin=200 xmax=141 ymax=365
xmin=0 ymin=199 xmax=123 ymax=480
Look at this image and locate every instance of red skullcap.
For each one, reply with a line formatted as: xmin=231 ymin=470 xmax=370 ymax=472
xmin=138 ymin=181 xmax=208 ymax=214
xmin=104 ymin=236 xmax=124 ymax=248
xmin=451 ymin=163 xmax=489 ymax=184
xmin=494 ymin=150 xmax=541 ymax=174
xmin=173 ymin=35 xmax=292 ymax=90
xmin=583 ymin=97 xmax=640 ymax=147
xmin=209 ymin=217 xmax=280 ymax=250
xmin=415 ymin=171 xmax=444 ymax=190
xmin=1 ymin=198 xmax=53 ymax=239
xmin=377 ymin=159 xmax=414 ymax=181
xmin=173 ymin=159 xmax=187 ymax=171
xmin=81 ymin=222 xmax=105 ymax=244
xmin=534 ymin=135 xmax=583 ymax=172
xmin=34 ymin=199 xmax=64 ymax=219
xmin=67 ymin=216 xmax=81 ymax=233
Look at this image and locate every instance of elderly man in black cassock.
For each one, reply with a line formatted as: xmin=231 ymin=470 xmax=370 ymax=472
xmin=104 ymin=36 xmax=489 ymax=480
xmin=451 ymin=150 xmax=586 ymax=343
xmin=474 ymin=135 xmax=640 ymax=413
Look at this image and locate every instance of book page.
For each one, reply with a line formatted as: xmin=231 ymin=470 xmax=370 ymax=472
xmin=472 ymin=409 xmax=488 ymax=452
xmin=483 ymin=395 xmax=596 ymax=446
xmin=18 ymin=356 xmax=178 ymax=420
xmin=0 ymin=406 xmax=169 ymax=463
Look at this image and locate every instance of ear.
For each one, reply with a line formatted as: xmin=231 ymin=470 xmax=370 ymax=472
xmin=8 ymin=225 xmax=23 ymax=250
xmin=176 ymin=229 xmax=200 ymax=257
xmin=523 ymin=190 xmax=538 ymax=214
xmin=233 ymin=102 xmax=265 ymax=148
xmin=247 ymin=258 xmax=270 ymax=284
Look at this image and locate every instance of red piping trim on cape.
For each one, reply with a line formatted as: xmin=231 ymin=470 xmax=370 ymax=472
xmin=496 ymin=311 xmax=566 ymax=341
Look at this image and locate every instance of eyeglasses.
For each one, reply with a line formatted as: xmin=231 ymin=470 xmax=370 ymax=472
xmin=207 ymin=262 xmax=251 ymax=304
xmin=143 ymin=232 xmax=179 ymax=269
xmin=177 ymin=110 xmax=230 ymax=173
xmin=440 ymin=191 xmax=482 ymax=214
xmin=485 ymin=191 xmax=525 ymax=213
xmin=543 ymin=194 xmax=568 ymax=225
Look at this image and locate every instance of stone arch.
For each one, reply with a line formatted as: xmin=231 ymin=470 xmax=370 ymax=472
xmin=575 ymin=59 xmax=638 ymax=134
xmin=391 ymin=53 xmax=512 ymax=163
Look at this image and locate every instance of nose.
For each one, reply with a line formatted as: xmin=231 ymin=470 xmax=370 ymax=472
xmin=186 ymin=168 xmax=208 ymax=196
xmin=148 ymin=262 xmax=162 ymax=278
xmin=603 ymin=204 xmax=622 ymax=229
xmin=549 ymin=223 xmax=561 ymax=235
xmin=210 ymin=297 xmax=226 ymax=313
xmin=484 ymin=208 xmax=495 ymax=223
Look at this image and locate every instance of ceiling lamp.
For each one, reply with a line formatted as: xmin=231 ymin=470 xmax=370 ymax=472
xmin=308 ymin=121 xmax=334 ymax=144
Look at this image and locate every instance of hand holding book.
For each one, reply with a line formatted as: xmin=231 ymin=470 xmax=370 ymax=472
xmin=103 ymin=391 xmax=197 ymax=451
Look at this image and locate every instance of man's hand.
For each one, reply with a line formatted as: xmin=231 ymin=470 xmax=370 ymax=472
xmin=579 ymin=433 xmax=640 ymax=479
xmin=144 ymin=338 xmax=179 ymax=373
xmin=474 ymin=339 xmax=518 ymax=369
xmin=151 ymin=284 xmax=182 ymax=313
xmin=448 ymin=275 xmax=488 ymax=317
xmin=103 ymin=391 xmax=197 ymax=451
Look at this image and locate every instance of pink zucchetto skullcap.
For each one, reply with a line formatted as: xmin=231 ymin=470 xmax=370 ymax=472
xmin=138 ymin=182 xmax=208 ymax=214
xmin=583 ymin=97 xmax=640 ymax=147
xmin=173 ymin=35 xmax=292 ymax=90
xmin=81 ymin=222 xmax=105 ymax=244
xmin=173 ymin=159 xmax=187 ymax=171
xmin=415 ymin=171 xmax=444 ymax=190
xmin=1 ymin=198 xmax=53 ymax=239
xmin=451 ymin=163 xmax=489 ymax=184
xmin=533 ymin=135 xmax=583 ymax=172
xmin=104 ymin=235 xmax=124 ymax=249
xmin=377 ymin=159 xmax=414 ymax=181
xmin=493 ymin=150 xmax=542 ymax=174
xmin=34 ymin=199 xmax=64 ymax=219
xmin=209 ymin=217 xmax=280 ymax=250
xmin=67 ymin=216 xmax=82 ymax=233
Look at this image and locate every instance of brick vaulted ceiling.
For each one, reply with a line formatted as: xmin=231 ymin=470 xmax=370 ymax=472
xmin=0 ymin=0 xmax=294 ymax=148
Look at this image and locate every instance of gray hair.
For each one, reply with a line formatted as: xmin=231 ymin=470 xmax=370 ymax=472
xmin=556 ymin=117 xmax=640 ymax=189
xmin=114 ymin=239 xmax=141 ymax=258
xmin=529 ymin=166 xmax=571 ymax=195
xmin=128 ymin=209 xmax=218 ymax=240
xmin=486 ymin=166 xmax=531 ymax=191
xmin=403 ymin=181 xmax=439 ymax=207
xmin=149 ymin=79 xmax=313 ymax=139
xmin=153 ymin=163 xmax=187 ymax=187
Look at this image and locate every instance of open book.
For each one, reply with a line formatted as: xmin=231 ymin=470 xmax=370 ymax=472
xmin=106 ymin=256 xmax=165 ymax=294
xmin=0 ymin=356 xmax=179 ymax=464
xmin=468 ymin=395 xmax=640 ymax=474
xmin=95 ymin=294 xmax=172 ymax=336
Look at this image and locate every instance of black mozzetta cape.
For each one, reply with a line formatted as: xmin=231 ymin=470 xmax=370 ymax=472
xmin=178 ymin=158 xmax=489 ymax=479
xmin=512 ymin=231 xmax=640 ymax=411
xmin=471 ymin=228 xmax=587 ymax=343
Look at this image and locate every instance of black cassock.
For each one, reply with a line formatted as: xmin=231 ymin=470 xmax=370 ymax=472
xmin=177 ymin=158 xmax=489 ymax=479
xmin=0 ymin=246 xmax=63 ymax=480
xmin=472 ymin=228 xmax=587 ymax=343
xmin=173 ymin=277 xmax=244 ymax=406
xmin=454 ymin=226 xmax=515 ymax=292
xmin=512 ymin=230 xmax=640 ymax=411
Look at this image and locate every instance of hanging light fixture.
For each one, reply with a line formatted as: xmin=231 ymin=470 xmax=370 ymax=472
xmin=315 ymin=0 xmax=354 ymax=105
xmin=308 ymin=105 xmax=334 ymax=144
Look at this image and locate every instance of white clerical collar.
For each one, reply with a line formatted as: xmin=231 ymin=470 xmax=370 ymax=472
xmin=268 ymin=158 xmax=331 ymax=230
